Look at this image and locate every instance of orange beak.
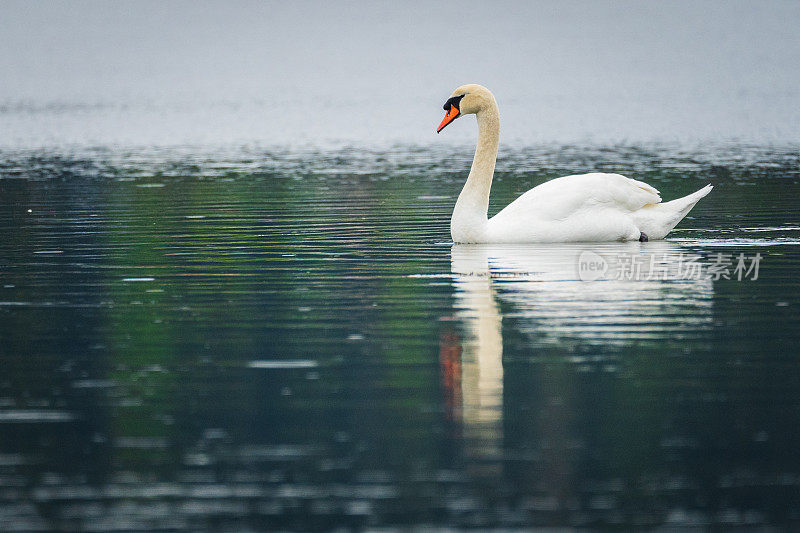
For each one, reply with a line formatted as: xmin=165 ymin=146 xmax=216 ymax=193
xmin=437 ymin=105 xmax=460 ymax=133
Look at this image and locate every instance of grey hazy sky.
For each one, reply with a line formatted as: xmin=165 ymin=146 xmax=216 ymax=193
xmin=2 ymin=0 xmax=799 ymax=146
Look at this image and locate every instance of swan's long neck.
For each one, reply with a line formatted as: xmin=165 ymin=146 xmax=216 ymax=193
xmin=451 ymin=102 xmax=500 ymax=243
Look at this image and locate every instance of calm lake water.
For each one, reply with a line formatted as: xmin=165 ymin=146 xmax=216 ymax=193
xmin=1 ymin=143 xmax=799 ymax=529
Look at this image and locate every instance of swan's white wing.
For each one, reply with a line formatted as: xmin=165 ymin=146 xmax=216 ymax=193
xmin=492 ymin=173 xmax=661 ymax=222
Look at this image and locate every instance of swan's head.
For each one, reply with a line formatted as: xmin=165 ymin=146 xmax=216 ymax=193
xmin=436 ymin=84 xmax=495 ymax=133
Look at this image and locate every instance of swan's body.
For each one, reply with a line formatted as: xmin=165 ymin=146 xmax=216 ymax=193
xmin=437 ymin=84 xmax=712 ymax=243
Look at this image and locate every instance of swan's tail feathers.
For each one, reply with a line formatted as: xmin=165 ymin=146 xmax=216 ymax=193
xmin=633 ymin=184 xmax=713 ymax=240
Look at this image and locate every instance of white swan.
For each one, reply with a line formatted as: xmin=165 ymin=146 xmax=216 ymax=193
xmin=437 ymin=84 xmax=713 ymax=243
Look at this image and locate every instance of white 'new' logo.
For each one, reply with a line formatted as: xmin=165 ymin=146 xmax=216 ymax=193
xmin=577 ymin=250 xmax=608 ymax=281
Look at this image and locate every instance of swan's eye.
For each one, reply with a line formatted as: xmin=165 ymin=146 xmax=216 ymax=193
xmin=443 ymin=94 xmax=466 ymax=111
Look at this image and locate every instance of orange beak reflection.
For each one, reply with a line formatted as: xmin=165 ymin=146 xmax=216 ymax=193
xmin=437 ymin=105 xmax=461 ymax=133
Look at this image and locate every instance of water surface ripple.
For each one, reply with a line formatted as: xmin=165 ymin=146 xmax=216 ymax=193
xmin=1 ymin=145 xmax=799 ymax=529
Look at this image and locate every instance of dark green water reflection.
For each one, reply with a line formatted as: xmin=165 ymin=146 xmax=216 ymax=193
xmin=1 ymin=145 xmax=799 ymax=529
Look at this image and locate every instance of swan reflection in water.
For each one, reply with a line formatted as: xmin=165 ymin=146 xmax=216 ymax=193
xmin=440 ymin=242 xmax=714 ymax=470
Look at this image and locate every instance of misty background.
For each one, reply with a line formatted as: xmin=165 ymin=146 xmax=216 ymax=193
xmin=1 ymin=0 xmax=799 ymax=148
